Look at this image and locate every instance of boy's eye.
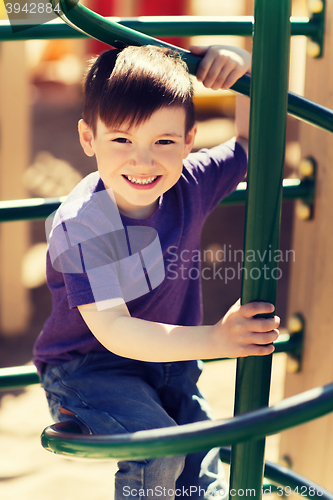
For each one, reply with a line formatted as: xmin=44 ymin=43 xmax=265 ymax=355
xmin=113 ymin=137 xmax=131 ymax=143
xmin=156 ymin=139 xmax=175 ymax=145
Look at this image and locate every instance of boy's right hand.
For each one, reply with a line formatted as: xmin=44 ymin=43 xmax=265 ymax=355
xmin=211 ymin=299 xmax=280 ymax=358
xmin=190 ymin=45 xmax=251 ymax=91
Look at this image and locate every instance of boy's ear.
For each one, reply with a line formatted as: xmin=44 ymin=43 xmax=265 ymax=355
xmin=78 ymin=119 xmax=95 ymax=157
xmin=183 ymin=124 xmax=197 ymax=159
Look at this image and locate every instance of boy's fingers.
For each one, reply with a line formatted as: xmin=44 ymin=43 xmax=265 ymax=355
xmin=189 ymin=45 xmax=208 ymax=55
xmin=241 ymin=301 xmax=275 ymax=318
xmin=220 ymin=68 xmax=244 ymax=90
xmin=245 ymin=343 xmax=276 ymax=357
xmin=250 ymin=316 xmax=280 ymax=333
xmin=200 ymin=57 xmax=231 ymax=87
xmin=249 ymin=329 xmax=279 ymax=345
xmin=195 ymin=51 xmax=220 ymax=83
xmin=209 ymin=60 xmax=238 ymax=90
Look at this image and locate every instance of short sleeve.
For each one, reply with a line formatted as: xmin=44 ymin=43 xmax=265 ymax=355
xmin=47 ymin=221 xmax=125 ymax=309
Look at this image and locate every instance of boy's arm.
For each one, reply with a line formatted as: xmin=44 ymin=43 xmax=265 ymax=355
xmin=190 ymin=44 xmax=251 ymax=155
xmin=235 ymin=91 xmax=250 ymax=156
xmin=78 ymin=299 xmax=279 ymax=363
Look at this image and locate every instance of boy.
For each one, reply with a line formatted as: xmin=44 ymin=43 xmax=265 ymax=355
xmin=34 ymin=44 xmax=280 ymax=499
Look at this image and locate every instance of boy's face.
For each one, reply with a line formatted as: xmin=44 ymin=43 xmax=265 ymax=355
xmin=79 ymin=106 xmax=196 ymax=219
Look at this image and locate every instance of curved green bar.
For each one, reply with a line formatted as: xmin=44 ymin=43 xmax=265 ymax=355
xmin=41 ymin=381 xmax=333 ymax=461
xmin=51 ymin=0 xmax=199 ymax=73
xmin=219 ymin=448 xmax=333 ymax=500
xmin=49 ymin=0 xmax=333 ymax=134
xmin=0 ymin=365 xmax=40 ymax=391
xmin=0 ymin=16 xmax=319 ymax=41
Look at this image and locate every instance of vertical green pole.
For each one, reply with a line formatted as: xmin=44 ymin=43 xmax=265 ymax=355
xmin=229 ymin=0 xmax=291 ymax=498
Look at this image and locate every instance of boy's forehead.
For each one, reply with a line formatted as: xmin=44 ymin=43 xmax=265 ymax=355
xmin=97 ymin=106 xmax=187 ymax=135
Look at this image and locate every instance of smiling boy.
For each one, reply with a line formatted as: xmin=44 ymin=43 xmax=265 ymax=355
xmin=34 ymin=45 xmax=279 ymax=499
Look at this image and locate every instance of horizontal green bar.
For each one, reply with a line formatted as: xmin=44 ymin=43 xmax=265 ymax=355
xmin=219 ymin=448 xmax=333 ymax=500
xmin=0 ymin=335 xmax=295 ymax=391
xmin=0 ymin=365 xmax=40 ymax=391
xmin=0 ymin=16 xmax=317 ymax=41
xmin=221 ymin=178 xmax=313 ymax=206
xmin=0 ymin=180 xmax=312 ymax=223
xmin=0 ymin=196 xmax=66 ymax=223
xmin=205 ymin=333 xmax=301 ymax=362
xmin=264 ymin=461 xmax=333 ymax=500
xmin=287 ymin=91 xmax=333 ymax=133
xmin=41 ymin=381 xmax=333 ymax=460
xmin=231 ymin=75 xmax=333 ymax=134
xmin=271 ymin=332 xmax=300 ymax=355
xmin=1 ymin=22 xmax=331 ymax=133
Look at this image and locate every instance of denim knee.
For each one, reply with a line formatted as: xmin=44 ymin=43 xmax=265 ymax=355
xmin=115 ymin=455 xmax=185 ymax=499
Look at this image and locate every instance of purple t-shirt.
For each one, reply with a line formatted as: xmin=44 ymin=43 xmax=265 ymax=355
xmin=33 ymin=140 xmax=247 ymax=372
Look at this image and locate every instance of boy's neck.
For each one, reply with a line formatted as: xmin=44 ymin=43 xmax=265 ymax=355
xmin=116 ymin=196 xmax=159 ymax=220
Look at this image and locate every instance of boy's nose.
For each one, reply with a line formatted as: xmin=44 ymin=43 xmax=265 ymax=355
xmin=131 ymin=150 xmax=155 ymax=169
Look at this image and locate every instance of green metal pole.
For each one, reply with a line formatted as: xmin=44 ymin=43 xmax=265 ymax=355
xmin=229 ymin=0 xmax=291 ymax=497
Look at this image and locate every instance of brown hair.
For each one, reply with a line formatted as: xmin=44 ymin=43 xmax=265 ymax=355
xmin=82 ymin=45 xmax=195 ymax=137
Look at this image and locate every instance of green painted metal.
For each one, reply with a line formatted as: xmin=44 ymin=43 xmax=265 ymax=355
xmin=229 ymin=0 xmax=291 ymax=497
xmin=269 ymin=332 xmax=301 ymax=355
xmin=204 ymin=332 xmax=303 ymax=362
xmin=0 ymin=365 xmax=40 ymax=391
xmin=51 ymin=0 xmax=198 ymax=74
xmin=286 ymin=90 xmax=333 ymax=133
xmin=42 ymin=1 xmax=333 ymax=133
xmin=219 ymin=448 xmax=333 ymax=500
xmin=41 ymin=381 xmax=333 ymax=461
xmin=0 ymin=334 xmax=297 ymax=393
xmin=0 ymin=180 xmax=312 ymax=223
xmin=0 ymin=11 xmax=332 ymax=128
xmin=0 ymin=16 xmax=319 ymax=41
xmin=234 ymin=75 xmax=333 ymax=133
xmin=263 ymin=460 xmax=333 ymax=500
xmin=220 ymin=178 xmax=314 ymax=206
xmin=0 ymin=196 xmax=66 ymax=223
xmin=2 ymin=9 xmax=331 ymax=131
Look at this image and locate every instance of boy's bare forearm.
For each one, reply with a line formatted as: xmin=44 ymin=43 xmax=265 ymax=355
xmin=107 ymin=316 xmax=214 ymax=362
xmin=79 ymin=299 xmax=279 ymax=362
xmin=79 ymin=303 xmax=214 ymax=362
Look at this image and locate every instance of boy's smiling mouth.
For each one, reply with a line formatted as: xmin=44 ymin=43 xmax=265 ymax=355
xmin=122 ymin=175 xmax=161 ymax=187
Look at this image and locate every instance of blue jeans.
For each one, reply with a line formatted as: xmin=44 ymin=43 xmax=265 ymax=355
xmin=41 ymin=351 xmax=228 ymax=499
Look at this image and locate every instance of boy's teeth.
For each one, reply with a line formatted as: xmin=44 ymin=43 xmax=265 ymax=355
xmin=126 ymin=175 xmax=157 ymax=185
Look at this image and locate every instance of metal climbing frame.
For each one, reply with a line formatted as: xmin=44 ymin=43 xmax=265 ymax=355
xmin=1 ymin=0 xmax=333 ymax=496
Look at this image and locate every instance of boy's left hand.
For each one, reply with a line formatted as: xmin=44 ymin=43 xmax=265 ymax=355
xmin=190 ymin=45 xmax=251 ymax=91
